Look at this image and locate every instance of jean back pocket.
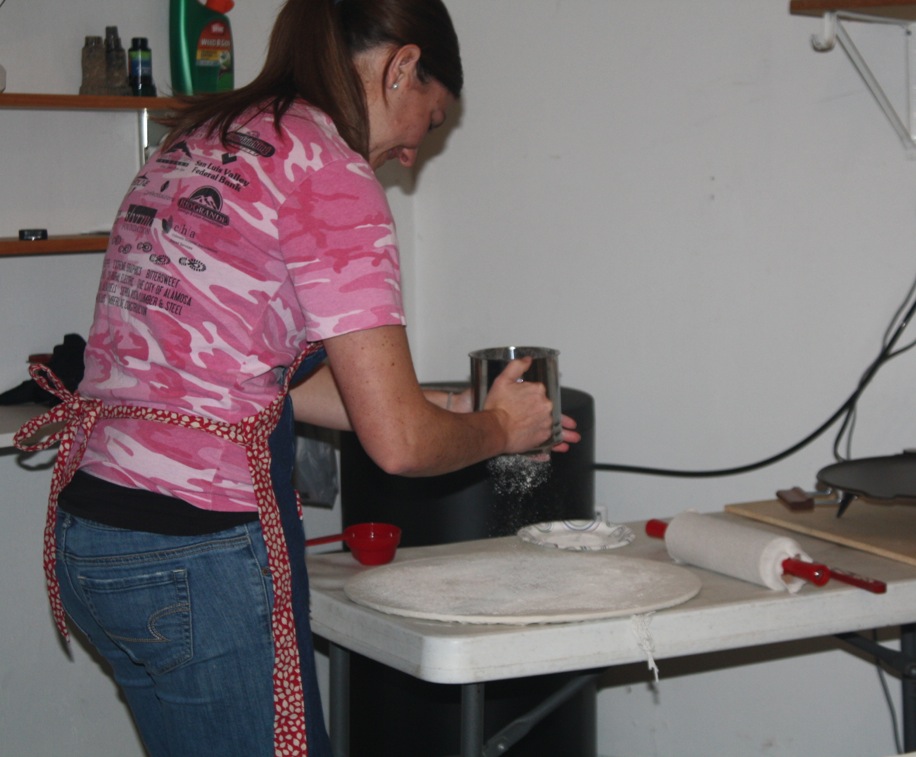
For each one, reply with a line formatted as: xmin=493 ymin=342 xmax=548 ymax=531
xmin=79 ymin=569 xmax=193 ymax=675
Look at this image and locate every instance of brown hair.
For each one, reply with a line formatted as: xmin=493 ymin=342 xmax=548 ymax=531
xmin=160 ymin=0 xmax=463 ymax=159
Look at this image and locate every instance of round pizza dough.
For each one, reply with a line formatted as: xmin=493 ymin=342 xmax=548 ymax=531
xmin=343 ymin=546 xmax=701 ymax=625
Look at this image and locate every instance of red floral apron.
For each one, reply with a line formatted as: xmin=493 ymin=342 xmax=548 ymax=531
xmin=14 ymin=343 xmax=326 ymax=757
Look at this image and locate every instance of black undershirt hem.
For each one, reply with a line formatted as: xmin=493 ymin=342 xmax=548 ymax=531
xmin=59 ymin=469 xmax=259 ymax=536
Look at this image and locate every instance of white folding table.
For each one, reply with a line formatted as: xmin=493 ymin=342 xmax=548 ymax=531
xmin=306 ymin=513 xmax=916 ymax=757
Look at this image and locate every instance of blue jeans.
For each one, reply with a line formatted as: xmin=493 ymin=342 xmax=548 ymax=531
xmin=56 ymin=512 xmax=282 ymax=757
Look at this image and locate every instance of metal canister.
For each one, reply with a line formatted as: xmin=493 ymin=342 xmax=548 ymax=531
xmin=469 ymin=345 xmax=562 ymax=455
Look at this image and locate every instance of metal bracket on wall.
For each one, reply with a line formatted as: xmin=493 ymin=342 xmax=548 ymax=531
xmin=136 ymin=109 xmax=171 ymax=165
xmin=809 ymin=11 xmax=916 ymax=155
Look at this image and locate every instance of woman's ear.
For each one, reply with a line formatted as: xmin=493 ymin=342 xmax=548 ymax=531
xmin=387 ymin=44 xmax=422 ymax=90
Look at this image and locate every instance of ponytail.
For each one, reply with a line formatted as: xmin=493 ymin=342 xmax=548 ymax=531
xmin=161 ymin=0 xmax=462 ymax=161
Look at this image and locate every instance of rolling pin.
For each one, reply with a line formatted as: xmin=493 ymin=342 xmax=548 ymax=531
xmin=646 ymin=512 xmax=828 ymax=593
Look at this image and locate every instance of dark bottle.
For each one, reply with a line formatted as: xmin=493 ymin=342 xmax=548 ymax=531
xmin=104 ymin=26 xmax=131 ymax=96
xmin=129 ymin=37 xmax=157 ymax=97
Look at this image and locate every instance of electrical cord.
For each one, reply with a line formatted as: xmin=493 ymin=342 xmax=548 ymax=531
xmin=832 ymin=275 xmax=916 ymax=461
xmin=594 ymin=273 xmax=916 ymax=478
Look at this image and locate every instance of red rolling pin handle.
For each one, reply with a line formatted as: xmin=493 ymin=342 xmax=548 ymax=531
xmin=645 ymin=519 xmax=668 ymax=539
xmin=830 ymin=567 xmax=887 ymax=594
xmin=781 ymin=557 xmax=829 ymax=586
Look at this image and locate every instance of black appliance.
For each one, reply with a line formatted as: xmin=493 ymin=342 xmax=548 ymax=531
xmin=339 ymin=386 xmax=597 ymax=757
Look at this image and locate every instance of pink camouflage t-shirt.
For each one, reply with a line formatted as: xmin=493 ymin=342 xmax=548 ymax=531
xmin=77 ymin=102 xmax=405 ymax=512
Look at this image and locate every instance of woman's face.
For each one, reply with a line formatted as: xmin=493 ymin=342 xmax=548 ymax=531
xmin=360 ymin=46 xmax=455 ymax=170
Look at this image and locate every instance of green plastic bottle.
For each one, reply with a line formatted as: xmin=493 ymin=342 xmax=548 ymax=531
xmin=170 ymin=0 xmax=235 ymax=94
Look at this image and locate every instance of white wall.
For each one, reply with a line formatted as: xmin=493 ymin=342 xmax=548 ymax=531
xmin=1 ymin=1 xmax=912 ymax=756
xmin=410 ymin=2 xmax=912 ymax=756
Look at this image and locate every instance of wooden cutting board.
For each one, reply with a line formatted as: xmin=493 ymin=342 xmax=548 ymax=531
xmin=725 ymin=499 xmax=916 ymax=567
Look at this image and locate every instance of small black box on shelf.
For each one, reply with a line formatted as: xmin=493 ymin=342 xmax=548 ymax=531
xmin=18 ymin=228 xmax=48 ymax=241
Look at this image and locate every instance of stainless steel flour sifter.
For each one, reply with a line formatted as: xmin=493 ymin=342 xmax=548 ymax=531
xmin=469 ymin=345 xmax=562 ymax=455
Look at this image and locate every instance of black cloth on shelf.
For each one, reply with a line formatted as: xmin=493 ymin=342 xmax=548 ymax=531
xmin=0 ymin=333 xmax=86 ymax=406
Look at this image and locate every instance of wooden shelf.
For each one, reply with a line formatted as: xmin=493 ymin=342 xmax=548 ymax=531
xmin=0 ymin=94 xmax=181 ymax=256
xmin=0 ymin=92 xmax=181 ymax=111
xmin=0 ymin=235 xmax=108 ymax=257
xmin=790 ymin=0 xmax=916 ymax=21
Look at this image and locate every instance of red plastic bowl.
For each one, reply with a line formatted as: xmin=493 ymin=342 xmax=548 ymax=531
xmin=345 ymin=522 xmax=402 ymax=565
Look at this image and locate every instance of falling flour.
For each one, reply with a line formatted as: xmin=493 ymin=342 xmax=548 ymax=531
xmin=487 ymin=453 xmax=552 ymax=499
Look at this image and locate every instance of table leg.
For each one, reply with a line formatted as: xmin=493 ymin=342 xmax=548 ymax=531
xmin=329 ymin=642 xmax=350 ymax=757
xmin=460 ymin=682 xmax=485 ymax=757
xmin=837 ymin=626 xmax=916 ymax=753
xmin=903 ymin=623 xmax=915 ymax=753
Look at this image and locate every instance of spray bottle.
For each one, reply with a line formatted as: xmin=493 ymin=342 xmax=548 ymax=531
xmin=169 ymin=0 xmax=235 ymax=95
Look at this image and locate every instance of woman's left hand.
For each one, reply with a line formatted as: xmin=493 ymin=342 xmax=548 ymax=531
xmin=551 ymin=414 xmax=581 ymax=454
xmin=438 ymin=387 xmax=472 ymax=413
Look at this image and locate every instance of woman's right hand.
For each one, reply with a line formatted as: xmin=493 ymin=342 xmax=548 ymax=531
xmin=482 ymin=357 xmax=555 ymax=454
xmin=316 ymin=326 xmax=565 ymax=476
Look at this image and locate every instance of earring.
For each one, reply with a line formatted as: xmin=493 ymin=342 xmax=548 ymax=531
xmin=391 ymin=82 xmax=399 ymax=90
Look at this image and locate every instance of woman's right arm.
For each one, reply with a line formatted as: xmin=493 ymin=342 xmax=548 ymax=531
xmin=292 ymin=324 xmax=557 ymax=477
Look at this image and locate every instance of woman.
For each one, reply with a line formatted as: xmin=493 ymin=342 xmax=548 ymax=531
xmin=16 ymin=0 xmax=578 ymax=755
